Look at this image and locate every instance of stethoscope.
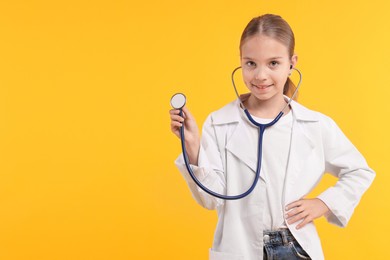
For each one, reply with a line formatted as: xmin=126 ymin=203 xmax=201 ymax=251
xmin=170 ymin=66 xmax=302 ymax=200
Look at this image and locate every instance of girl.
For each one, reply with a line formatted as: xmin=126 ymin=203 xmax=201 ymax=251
xmin=169 ymin=14 xmax=375 ymax=260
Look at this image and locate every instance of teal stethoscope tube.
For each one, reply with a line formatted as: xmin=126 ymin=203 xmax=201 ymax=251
xmin=176 ymin=66 xmax=302 ymax=200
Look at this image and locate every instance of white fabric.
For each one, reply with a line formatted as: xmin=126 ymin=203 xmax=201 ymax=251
xmin=174 ymin=95 xmax=375 ymax=260
xmin=250 ymin=112 xmax=293 ymax=230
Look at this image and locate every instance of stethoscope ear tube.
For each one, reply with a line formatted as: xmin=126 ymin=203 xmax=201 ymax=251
xmin=231 ymin=66 xmax=302 ymax=113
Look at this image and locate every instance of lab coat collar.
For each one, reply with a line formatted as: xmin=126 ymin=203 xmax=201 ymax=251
xmin=211 ymin=93 xmax=319 ymax=125
xmin=215 ymin=93 xmax=317 ymax=176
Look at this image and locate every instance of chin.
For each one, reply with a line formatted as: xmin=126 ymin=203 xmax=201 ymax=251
xmin=250 ymin=92 xmax=277 ymax=101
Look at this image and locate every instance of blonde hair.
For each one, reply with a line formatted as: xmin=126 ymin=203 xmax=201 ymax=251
xmin=240 ymin=14 xmax=298 ymax=100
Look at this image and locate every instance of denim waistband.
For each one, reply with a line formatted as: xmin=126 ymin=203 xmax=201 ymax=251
xmin=263 ymin=228 xmax=296 ymax=246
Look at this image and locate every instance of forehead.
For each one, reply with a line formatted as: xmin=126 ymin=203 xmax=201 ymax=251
xmin=241 ymin=35 xmax=289 ymax=59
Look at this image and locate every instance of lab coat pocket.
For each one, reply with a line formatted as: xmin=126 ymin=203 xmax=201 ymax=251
xmin=209 ymin=248 xmax=244 ymax=260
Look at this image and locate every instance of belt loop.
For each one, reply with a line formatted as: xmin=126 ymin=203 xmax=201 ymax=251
xmin=281 ymin=229 xmax=288 ymax=245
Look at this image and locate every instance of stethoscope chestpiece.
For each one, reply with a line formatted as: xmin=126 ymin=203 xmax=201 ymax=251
xmin=170 ymin=93 xmax=186 ymax=109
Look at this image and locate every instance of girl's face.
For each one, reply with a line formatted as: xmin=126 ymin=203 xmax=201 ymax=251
xmin=240 ymin=34 xmax=297 ymax=102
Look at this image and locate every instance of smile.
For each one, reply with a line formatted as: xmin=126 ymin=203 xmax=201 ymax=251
xmin=252 ymin=84 xmax=273 ymax=89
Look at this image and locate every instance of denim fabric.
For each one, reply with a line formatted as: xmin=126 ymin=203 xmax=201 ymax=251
xmin=263 ymin=229 xmax=311 ymax=260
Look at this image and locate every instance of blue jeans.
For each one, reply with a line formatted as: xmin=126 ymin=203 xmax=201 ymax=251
xmin=263 ymin=229 xmax=311 ymax=260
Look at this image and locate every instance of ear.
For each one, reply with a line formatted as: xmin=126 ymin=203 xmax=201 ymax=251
xmin=290 ymin=54 xmax=298 ymax=69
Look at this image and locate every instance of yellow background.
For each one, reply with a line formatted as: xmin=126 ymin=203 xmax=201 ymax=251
xmin=0 ymin=0 xmax=389 ymax=259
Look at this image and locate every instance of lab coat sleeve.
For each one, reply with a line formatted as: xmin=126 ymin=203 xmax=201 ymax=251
xmin=317 ymin=115 xmax=375 ymax=227
xmin=174 ymin=114 xmax=225 ymax=210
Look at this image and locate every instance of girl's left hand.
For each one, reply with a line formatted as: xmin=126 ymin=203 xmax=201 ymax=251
xmin=285 ymin=198 xmax=330 ymax=229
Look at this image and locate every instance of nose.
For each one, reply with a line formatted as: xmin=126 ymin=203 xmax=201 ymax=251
xmin=254 ymin=67 xmax=267 ymax=81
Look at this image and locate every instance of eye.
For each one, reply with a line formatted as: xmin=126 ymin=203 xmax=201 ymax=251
xmin=269 ymin=61 xmax=279 ymax=67
xmin=245 ymin=61 xmax=256 ymax=67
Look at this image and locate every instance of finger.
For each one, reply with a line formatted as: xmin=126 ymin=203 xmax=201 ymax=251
xmin=285 ymin=207 xmax=304 ymax=218
xmin=170 ymin=127 xmax=181 ymax=138
xmin=170 ymin=114 xmax=185 ymax=123
xmin=287 ymin=211 xmax=309 ymax=225
xmin=171 ymin=121 xmax=183 ymax=129
xmin=169 ymin=109 xmax=181 ymax=115
xmin=296 ymin=216 xmax=312 ymax=230
xmin=285 ymin=200 xmax=303 ymax=211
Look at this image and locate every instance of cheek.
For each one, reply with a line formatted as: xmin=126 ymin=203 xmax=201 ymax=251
xmin=272 ymin=72 xmax=288 ymax=84
xmin=241 ymin=73 xmax=248 ymax=84
xmin=242 ymin=70 xmax=254 ymax=82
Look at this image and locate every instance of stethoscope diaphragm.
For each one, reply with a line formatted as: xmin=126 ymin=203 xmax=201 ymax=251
xmin=170 ymin=93 xmax=186 ymax=109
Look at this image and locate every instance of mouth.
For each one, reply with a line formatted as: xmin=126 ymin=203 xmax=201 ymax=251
xmin=251 ymin=84 xmax=273 ymax=89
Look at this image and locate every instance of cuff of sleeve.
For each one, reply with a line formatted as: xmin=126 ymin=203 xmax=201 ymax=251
xmin=317 ymin=188 xmax=350 ymax=227
xmin=175 ymin=153 xmax=209 ymax=183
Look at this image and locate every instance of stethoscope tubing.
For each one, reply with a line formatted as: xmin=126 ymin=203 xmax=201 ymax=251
xmin=179 ymin=109 xmax=283 ymax=200
xmin=178 ymin=67 xmax=302 ymax=200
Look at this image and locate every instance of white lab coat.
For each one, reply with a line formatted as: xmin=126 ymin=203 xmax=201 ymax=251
xmin=175 ymin=96 xmax=375 ymax=260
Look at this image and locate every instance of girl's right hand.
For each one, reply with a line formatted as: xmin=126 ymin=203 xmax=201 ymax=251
xmin=169 ymin=106 xmax=199 ymax=140
xmin=169 ymin=107 xmax=200 ymax=165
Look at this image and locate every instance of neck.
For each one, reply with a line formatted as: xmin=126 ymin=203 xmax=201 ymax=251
xmin=245 ymin=94 xmax=289 ymax=118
